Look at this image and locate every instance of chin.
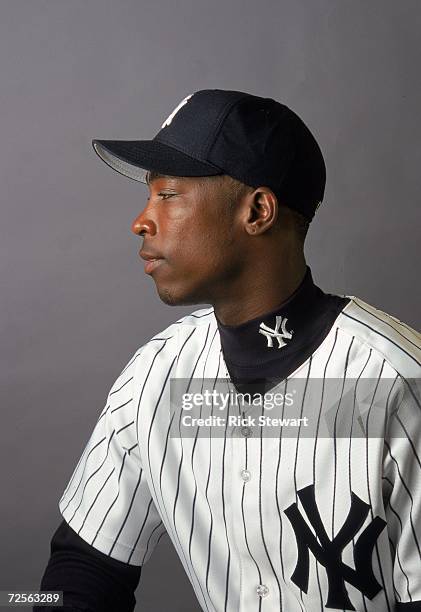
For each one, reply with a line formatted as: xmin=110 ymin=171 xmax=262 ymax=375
xmin=156 ymin=284 xmax=206 ymax=307
xmin=157 ymin=287 xmax=182 ymax=306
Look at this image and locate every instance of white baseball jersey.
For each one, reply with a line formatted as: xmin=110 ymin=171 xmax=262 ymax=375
xmin=58 ymin=296 xmax=421 ymax=611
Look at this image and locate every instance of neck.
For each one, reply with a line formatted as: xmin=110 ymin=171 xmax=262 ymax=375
xmin=213 ymin=252 xmax=307 ymax=326
xmin=214 ymin=264 xmax=351 ymax=387
xmin=215 ymin=263 xmax=325 ymax=368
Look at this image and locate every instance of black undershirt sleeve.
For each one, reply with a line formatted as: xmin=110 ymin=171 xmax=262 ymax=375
xmin=33 ymin=519 xmax=142 ymax=612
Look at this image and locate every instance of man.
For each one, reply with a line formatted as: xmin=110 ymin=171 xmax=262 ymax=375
xmin=36 ymin=89 xmax=420 ymax=611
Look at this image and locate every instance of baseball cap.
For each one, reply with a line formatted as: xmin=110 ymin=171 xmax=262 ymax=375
xmin=92 ymin=89 xmax=326 ymax=221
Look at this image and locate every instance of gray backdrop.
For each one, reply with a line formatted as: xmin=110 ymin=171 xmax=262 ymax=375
xmin=1 ymin=1 xmax=420 ymax=610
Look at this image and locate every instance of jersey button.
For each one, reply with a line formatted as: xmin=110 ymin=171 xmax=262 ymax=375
xmin=241 ymin=426 xmax=252 ymax=438
xmin=256 ymin=584 xmax=269 ymax=598
xmin=240 ymin=469 xmax=251 ymax=482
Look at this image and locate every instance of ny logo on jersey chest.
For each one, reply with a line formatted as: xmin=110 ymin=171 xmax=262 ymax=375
xmin=284 ymin=484 xmax=386 ymax=610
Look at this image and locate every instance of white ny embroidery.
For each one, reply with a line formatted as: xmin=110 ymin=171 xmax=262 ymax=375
xmin=259 ymin=316 xmax=294 ymax=349
xmin=161 ymin=94 xmax=193 ymax=128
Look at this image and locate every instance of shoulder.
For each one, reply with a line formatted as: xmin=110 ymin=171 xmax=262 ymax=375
xmin=114 ymin=306 xmax=217 ymax=383
xmin=172 ymin=306 xmax=216 ymax=328
xmin=335 ymin=295 xmax=421 ymax=377
xmin=149 ymin=305 xmax=217 ymax=344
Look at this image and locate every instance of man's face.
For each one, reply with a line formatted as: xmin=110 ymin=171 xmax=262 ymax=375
xmin=131 ymin=175 xmax=246 ymax=306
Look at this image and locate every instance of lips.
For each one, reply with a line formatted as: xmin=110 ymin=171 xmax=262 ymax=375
xmin=139 ymin=249 xmax=164 ymax=275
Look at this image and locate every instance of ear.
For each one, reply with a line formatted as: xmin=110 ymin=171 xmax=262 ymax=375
xmin=243 ymin=187 xmax=278 ymax=235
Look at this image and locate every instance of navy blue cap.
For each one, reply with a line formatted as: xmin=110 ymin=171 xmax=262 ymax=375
xmin=92 ymin=89 xmax=326 ymax=221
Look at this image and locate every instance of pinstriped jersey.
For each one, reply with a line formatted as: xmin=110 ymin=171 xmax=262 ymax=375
xmin=58 ymin=296 xmax=421 ymax=611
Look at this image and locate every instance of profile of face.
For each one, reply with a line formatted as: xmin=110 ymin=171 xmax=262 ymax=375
xmin=131 ymin=175 xmax=251 ymax=307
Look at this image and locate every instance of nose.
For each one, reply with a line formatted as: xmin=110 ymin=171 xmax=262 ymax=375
xmin=131 ymin=208 xmax=157 ymax=236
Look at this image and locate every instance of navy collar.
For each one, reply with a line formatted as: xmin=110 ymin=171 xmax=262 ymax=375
xmin=215 ymin=266 xmax=331 ymax=368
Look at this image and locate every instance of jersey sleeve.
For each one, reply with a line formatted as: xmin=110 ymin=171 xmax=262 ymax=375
xmin=58 ymin=347 xmax=166 ymax=566
xmin=383 ymin=377 xmax=421 ymax=609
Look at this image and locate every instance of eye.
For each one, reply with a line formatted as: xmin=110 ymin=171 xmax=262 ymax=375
xmin=158 ymin=192 xmax=176 ymax=200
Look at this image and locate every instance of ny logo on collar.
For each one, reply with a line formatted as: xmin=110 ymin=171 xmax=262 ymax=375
xmin=259 ymin=315 xmax=294 ymax=348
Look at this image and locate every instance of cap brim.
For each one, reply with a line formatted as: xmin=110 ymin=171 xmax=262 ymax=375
xmin=92 ymin=139 xmax=223 ymax=183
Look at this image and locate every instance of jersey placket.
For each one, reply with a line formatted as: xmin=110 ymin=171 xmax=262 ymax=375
xmin=225 ymin=371 xmax=280 ymax=611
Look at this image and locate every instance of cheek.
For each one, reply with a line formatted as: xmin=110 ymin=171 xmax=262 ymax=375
xmin=186 ymin=227 xmax=230 ymax=261
xmin=161 ymin=204 xmax=238 ymax=270
xmin=168 ymin=220 xmax=221 ymax=256
xmin=190 ymin=232 xmax=239 ymax=280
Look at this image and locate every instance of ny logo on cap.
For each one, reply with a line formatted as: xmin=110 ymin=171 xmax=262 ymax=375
xmin=259 ymin=316 xmax=293 ymax=349
xmin=161 ymin=94 xmax=193 ymax=129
